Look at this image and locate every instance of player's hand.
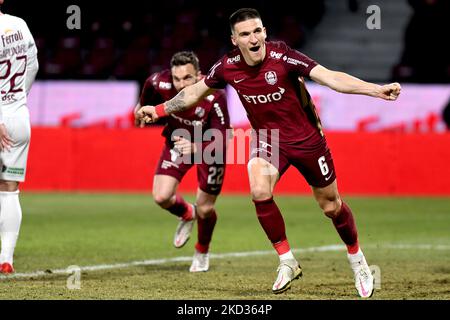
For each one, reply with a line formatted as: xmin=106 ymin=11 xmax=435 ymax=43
xmin=378 ymin=82 xmax=401 ymax=101
xmin=134 ymin=107 xmax=143 ymax=127
xmin=173 ymin=136 xmax=197 ymax=155
xmin=0 ymin=124 xmax=13 ymax=152
xmin=136 ymin=106 xmax=159 ymax=127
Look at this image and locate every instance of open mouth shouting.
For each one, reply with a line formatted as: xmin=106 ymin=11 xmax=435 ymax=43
xmin=249 ymin=45 xmax=261 ymax=52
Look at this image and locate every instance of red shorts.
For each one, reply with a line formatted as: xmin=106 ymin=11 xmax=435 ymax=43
xmin=250 ymin=135 xmax=336 ymax=188
xmin=155 ymin=143 xmax=226 ymax=195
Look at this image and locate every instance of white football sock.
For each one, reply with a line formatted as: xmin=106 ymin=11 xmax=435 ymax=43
xmin=0 ymin=190 xmax=22 ymax=264
xmin=347 ymin=248 xmax=364 ymax=261
xmin=279 ymin=250 xmax=295 ymax=262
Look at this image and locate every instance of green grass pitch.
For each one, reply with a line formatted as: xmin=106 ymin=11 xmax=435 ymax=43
xmin=0 ymin=193 xmax=449 ymax=299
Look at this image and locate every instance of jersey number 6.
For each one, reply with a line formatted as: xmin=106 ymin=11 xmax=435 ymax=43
xmin=318 ymin=156 xmax=330 ymax=176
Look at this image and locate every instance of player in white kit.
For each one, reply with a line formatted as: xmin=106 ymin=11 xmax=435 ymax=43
xmin=0 ymin=0 xmax=39 ymax=273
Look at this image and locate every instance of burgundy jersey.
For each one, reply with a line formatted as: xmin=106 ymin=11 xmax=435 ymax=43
xmin=140 ymin=69 xmax=230 ymax=142
xmin=205 ymin=41 xmax=323 ymax=145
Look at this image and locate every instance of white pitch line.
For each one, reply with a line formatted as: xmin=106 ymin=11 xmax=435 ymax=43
xmin=375 ymin=244 xmax=450 ymax=250
xmin=1 ymin=243 xmax=448 ymax=280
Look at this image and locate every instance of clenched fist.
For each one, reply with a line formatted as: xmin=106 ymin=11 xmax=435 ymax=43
xmin=377 ymin=82 xmax=401 ymax=101
xmin=136 ymin=105 xmax=159 ymax=127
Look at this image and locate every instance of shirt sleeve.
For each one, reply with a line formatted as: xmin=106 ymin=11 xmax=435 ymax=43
xmin=283 ymin=47 xmax=318 ymax=78
xmin=23 ymin=21 xmax=39 ymax=95
xmin=204 ymin=58 xmax=227 ymax=89
xmin=138 ymin=74 xmax=168 ymax=126
xmin=139 ymin=74 xmax=163 ymax=106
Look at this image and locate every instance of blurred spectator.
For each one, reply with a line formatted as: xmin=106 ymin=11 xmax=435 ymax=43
xmin=2 ymin=0 xmax=326 ymax=81
xmin=81 ymin=37 xmax=116 ymax=78
xmin=44 ymin=36 xmax=82 ymax=79
xmin=274 ymin=16 xmax=306 ymax=48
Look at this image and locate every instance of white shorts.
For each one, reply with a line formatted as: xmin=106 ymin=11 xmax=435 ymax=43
xmin=0 ymin=117 xmax=31 ymax=182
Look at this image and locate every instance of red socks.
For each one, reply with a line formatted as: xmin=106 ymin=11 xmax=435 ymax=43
xmin=167 ymin=194 xmax=193 ymax=220
xmin=253 ymin=197 xmax=359 ymax=255
xmin=195 ymin=210 xmax=217 ymax=254
xmin=273 ymin=239 xmax=291 ymax=255
xmin=252 ymin=197 xmax=360 ymax=255
xmin=332 ymin=201 xmax=359 ymax=254
xmin=253 ymin=197 xmax=289 ymax=253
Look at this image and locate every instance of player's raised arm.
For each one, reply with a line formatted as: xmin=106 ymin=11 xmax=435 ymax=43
xmin=309 ymin=64 xmax=401 ymax=101
xmin=137 ymin=79 xmax=215 ymax=126
xmin=165 ymin=78 xmax=214 ymax=114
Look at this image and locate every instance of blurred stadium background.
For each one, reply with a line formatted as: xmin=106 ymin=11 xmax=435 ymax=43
xmin=0 ymin=0 xmax=449 ymax=300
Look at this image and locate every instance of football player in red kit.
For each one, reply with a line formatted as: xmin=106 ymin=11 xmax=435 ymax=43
xmin=135 ymin=51 xmax=230 ymax=272
xmin=137 ymin=9 xmax=401 ymax=297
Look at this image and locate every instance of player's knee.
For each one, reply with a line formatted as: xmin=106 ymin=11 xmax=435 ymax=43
xmin=0 ymin=180 xmax=19 ymax=192
xmin=322 ymin=199 xmax=341 ymax=219
xmin=196 ymin=203 xmax=215 ymax=219
xmin=152 ymin=192 xmax=173 ymax=208
xmin=250 ymin=185 xmax=272 ymax=201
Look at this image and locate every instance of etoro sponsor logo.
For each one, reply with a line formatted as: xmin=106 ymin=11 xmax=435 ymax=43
xmin=170 ymin=113 xmax=204 ymax=126
xmin=242 ymin=87 xmax=286 ymax=104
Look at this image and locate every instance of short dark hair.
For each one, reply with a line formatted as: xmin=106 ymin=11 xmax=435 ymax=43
xmin=229 ymin=8 xmax=261 ymax=32
xmin=170 ymin=51 xmax=200 ymax=71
